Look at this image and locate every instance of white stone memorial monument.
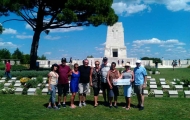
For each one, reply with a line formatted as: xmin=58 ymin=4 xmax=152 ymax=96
xmin=104 ymin=22 xmax=127 ymax=58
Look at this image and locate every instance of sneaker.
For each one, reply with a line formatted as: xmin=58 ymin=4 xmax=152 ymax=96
xmin=47 ymin=106 xmax=52 ymax=109
xmin=114 ymin=105 xmax=118 ymax=108
xmin=82 ymin=102 xmax=86 ymax=106
xmin=57 ymin=104 xmax=61 ymax=108
xmin=109 ymin=105 xmax=112 ymax=108
xmin=79 ymin=103 xmax=82 ymax=107
xmin=53 ymin=106 xmax=59 ymax=110
xmin=62 ymin=104 xmax=66 ymax=108
xmin=139 ymin=106 xmax=144 ymax=111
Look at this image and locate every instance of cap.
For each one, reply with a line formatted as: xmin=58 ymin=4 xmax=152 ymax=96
xmin=103 ymin=57 xmax=108 ymax=62
xmin=124 ymin=63 xmax=130 ymax=67
xmin=136 ymin=60 xmax=141 ymax=63
xmin=61 ymin=57 xmax=67 ymax=62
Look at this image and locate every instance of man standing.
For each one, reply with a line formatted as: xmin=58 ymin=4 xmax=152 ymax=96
xmin=57 ymin=58 xmax=72 ymax=108
xmin=100 ymin=57 xmax=110 ymax=105
xmin=78 ymin=59 xmax=91 ymax=107
xmin=5 ymin=60 xmax=11 ymax=79
xmin=134 ymin=60 xmax=147 ymax=110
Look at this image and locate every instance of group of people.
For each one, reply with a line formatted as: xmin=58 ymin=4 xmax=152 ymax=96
xmin=47 ymin=57 xmax=147 ymax=111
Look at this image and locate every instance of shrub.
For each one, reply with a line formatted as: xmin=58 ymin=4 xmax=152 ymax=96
xmin=144 ymin=65 xmax=152 ymax=71
xmin=26 ymin=80 xmax=38 ymax=88
xmin=22 ymin=87 xmax=28 ymax=95
xmin=181 ymin=78 xmax=190 ymax=87
xmin=11 ymin=65 xmax=27 ymax=71
xmin=36 ymin=76 xmax=43 ymax=83
xmin=187 ymin=65 xmax=190 ymax=68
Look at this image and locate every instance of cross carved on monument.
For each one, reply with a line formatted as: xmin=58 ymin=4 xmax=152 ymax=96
xmin=112 ymin=28 xmax=118 ymax=39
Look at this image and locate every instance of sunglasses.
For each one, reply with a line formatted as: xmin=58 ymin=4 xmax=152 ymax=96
xmin=95 ymin=64 xmax=99 ymax=65
xmin=74 ymin=67 xmax=78 ymax=68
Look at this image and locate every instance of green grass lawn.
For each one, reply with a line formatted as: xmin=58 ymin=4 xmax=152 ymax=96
xmin=0 ymin=68 xmax=190 ymax=120
xmin=0 ymin=95 xmax=190 ymax=120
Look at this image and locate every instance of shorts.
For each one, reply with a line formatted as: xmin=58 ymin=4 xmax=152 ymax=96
xmin=78 ymin=83 xmax=89 ymax=94
xmin=57 ymin=83 xmax=69 ymax=96
xmin=93 ymin=87 xmax=100 ymax=96
xmin=134 ymin=85 xmax=144 ymax=95
xmin=124 ymin=85 xmax=132 ymax=97
xmin=109 ymin=85 xmax=119 ymax=97
xmin=101 ymin=82 xmax=108 ymax=91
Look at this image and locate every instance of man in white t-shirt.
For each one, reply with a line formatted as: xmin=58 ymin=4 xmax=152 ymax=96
xmin=100 ymin=57 xmax=110 ymax=105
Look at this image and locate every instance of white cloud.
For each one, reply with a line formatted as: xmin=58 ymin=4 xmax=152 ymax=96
xmin=49 ymin=27 xmax=83 ymax=33
xmin=59 ymin=49 xmax=64 ymax=52
xmin=44 ymin=35 xmax=61 ymax=40
xmin=25 ymin=24 xmax=32 ymax=30
xmin=112 ymin=0 xmax=190 ymax=16
xmin=133 ymin=38 xmax=186 ymax=46
xmin=3 ymin=28 xmax=17 ymax=34
xmin=101 ymin=42 xmax=106 ymax=46
xmin=95 ymin=47 xmax=104 ymax=51
xmin=44 ymin=52 xmax=51 ymax=55
xmin=0 ymin=42 xmax=18 ymax=48
xmin=16 ymin=35 xmax=33 ymax=39
xmin=112 ymin=1 xmax=149 ymax=16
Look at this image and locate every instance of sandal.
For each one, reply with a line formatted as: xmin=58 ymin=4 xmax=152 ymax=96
xmin=126 ymin=107 xmax=130 ymax=110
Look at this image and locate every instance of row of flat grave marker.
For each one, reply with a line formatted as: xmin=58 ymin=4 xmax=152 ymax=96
xmin=143 ymin=90 xmax=190 ymax=98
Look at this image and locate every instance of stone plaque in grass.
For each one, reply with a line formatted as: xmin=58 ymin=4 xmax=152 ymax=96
xmin=42 ymin=88 xmax=48 ymax=95
xmin=1 ymin=77 xmax=6 ymax=80
xmin=42 ymin=80 xmax=47 ymax=84
xmin=174 ymin=85 xmax=183 ymax=91
xmin=14 ymin=83 xmax=21 ymax=88
xmin=154 ymin=90 xmax=163 ymax=97
xmin=43 ymin=77 xmax=47 ymax=80
xmin=159 ymin=78 xmax=165 ymax=82
xmin=15 ymin=80 xmax=20 ymax=83
xmin=160 ymin=82 xmax=166 ymax=85
xmin=180 ymin=82 xmax=184 ymax=85
xmin=162 ymin=85 xmax=170 ymax=90
xmin=4 ymin=83 xmax=11 ymax=88
xmin=184 ymin=91 xmax=190 ymax=98
xmin=188 ymin=85 xmax=190 ymax=90
xmin=8 ymin=80 xmax=14 ymax=83
xmin=27 ymin=88 xmax=36 ymax=95
xmin=37 ymin=83 xmax=42 ymax=89
xmin=0 ymin=80 xmax=5 ymax=84
xmin=168 ymin=90 xmax=178 ymax=97
xmin=171 ymin=82 xmax=176 ymax=85
xmin=150 ymin=78 xmax=156 ymax=82
xmin=45 ymin=84 xmax=49 ymax=88
xmin=147 ymin=76 xmax=151 ymax=79
xmin=150 ymin=85 xmax=157 ymax=91
xmin=11 ymin=77 xmax=17 ymax=80
xmin=15 ymin=88 xmax=23 ymax=95
xmin=150 ymin=81 xmax=157 ymax=85
xmin=144 ymin=90 xmax=148 ymax=97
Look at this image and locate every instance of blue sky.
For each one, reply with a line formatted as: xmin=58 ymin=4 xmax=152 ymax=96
xmin=0 ymin=0 xmax=190 ymax=60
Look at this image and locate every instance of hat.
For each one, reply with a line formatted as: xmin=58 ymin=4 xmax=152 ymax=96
xmin=136 ymin=60 xmax=141 ymax=63
xmin=61 ymin=57 xmax=67 ymax=62
xmin=124 ymin=63 xmax=130 ymax=67
xmin=103 ymin=57 xmax=108 ymax=62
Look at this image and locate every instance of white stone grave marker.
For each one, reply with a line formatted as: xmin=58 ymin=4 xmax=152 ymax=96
xmin=159 ymin=78 xmax=165 ymax=82
xmin=184 ymin=91 xmax=190 ymax=98
xmin=160 ymin=82 xmax=166 ymax=85
xmin=150 ymin=81 xmax=156 ymax=85
xmin=174 ymin=85 xmax=183 ymax=91
xmin=168 ymin=90 xmax=178 ymax=97
xmin=4 ymin=83 xmax=11 ymax=88
xmin=144 ymin=90 xmax=148 ymax=97
xmin=150 ymin=85 xmax=157 ymax=91
xmin=154 ymin=90 xmax=163 ymax=97
xmin=162 ymin=85 xmax=170 ymax=90
xmin=27 ymin=88 xmax=36 ymax=95
xmin=14 ymin=83 xmax=21 ymax=88
xmin=15 ymin=88 xmax=23 ymax=95
xmin=42 ymin=88 xmax=48 ymax=95
xmin=0 ymin=80 xmax=5 ymax=84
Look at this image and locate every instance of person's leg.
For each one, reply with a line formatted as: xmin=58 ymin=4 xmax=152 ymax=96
xmin=140 ymin=94 xmax=144 ymax=107
xmin=48 ymin=85 xmax=53 ymax=108
xmin=101 ymin=83 xmax=107 ymax=103
xmin=70 ymin=92 xmax=76 ymax=108
xmin=62 ymin=84 xmax=69 ymax=106
xmin=93 ymin=87 xmax=99 ymax=106
xmin=57 ymin=84 xmax=63 ymax=105
xmin=127 ymin=97 xmax=131 ymax=108
xmin=109 ymin=89 xmax=114 ymax=107
xmin=78 ymin=83 xmax=83 ymax=107
xmin=52 ymin=85 xmax=57 ymax=107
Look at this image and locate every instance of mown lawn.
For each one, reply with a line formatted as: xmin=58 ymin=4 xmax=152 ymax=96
xmin=0 ymin=94 xmax=190 ymax=120
xmin=0 ymin=68 xmax=190 ymax=120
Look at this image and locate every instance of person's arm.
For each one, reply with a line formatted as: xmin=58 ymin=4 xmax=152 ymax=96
xmin=48 ymin=73 xmax=52 ymax=91
xmin=130 ymin=71 xmax=134 ymax=82
xmin=107 ymin=71 xmax=112 ymax=89
xmin=89 ymin=67 xmax=93 ymax=87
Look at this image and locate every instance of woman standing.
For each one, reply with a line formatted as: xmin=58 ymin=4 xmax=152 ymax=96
xmin=70 ymin=63 xmax=80 ymax=108
xmin=107 ymin=62 xmax=120 ymax=108
xmin=119 ymin=63 xmax=134 ymax=110
xmin=90 ymin=61 xmax=102 ymax=107
xmin=47 ymin=64 xmax=59 ymax=109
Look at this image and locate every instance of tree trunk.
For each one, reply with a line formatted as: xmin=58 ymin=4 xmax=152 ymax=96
xmin=29 ymin=30 xmax=41 ymax=70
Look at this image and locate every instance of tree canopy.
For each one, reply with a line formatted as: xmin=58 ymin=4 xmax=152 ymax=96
xmin=0 ymin=0 xmax=118 ymax=69
xmin=141 ymin=57 xmax=162 ymax=63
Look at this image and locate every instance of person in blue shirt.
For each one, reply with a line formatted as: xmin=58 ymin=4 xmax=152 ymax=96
xmin=134 ymin=60 xmax=147 ymax=110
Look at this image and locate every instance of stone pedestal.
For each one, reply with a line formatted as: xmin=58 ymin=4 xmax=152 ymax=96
xmin=174 ymin=85 xmax=183 ymax=91
xmin=168 ymin=90 xmax=178 ymax=97
xmin=42 ymin=88 xmax=48 ymax=95
xmin=15 ymin=88 xmax=23 ymax=95
xmin=27 ymin=88 xmax=36 ymax=95
xmin=150 ymin=85 xmax=157 ymax=91
xmin=184 ymin=91 xmax=190 ymax=98
xmin=154 ymin=90 xmax=163 ymax=97
xmin=162 ymin=85 xmax=170 ymax=90
xmin=144 ymin=90 xmax=148 ymax=97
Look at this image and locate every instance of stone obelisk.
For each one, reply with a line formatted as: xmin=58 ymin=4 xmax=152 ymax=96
xmin=104 ymin=22 xmax=127 ymax=58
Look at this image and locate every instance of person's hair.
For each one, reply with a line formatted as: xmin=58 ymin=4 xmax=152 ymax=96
xmin=74 ymin=63 xmax=78 ymax=68
xmin=51 ymin=64 xmax=58 ymax=72
xmin=94 ymin=60 xmax=100 ymax=64
xmin=83 ymin=59 xmax=89 ymax=64
xmin=111 ymin=62 xmax=116 ymax=70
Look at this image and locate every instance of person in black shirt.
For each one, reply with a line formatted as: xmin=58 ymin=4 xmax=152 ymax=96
xmin=78 ymin=59 xmax=91 ymax=107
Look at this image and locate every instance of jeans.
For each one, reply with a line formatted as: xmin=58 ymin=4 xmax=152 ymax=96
xmin=49 ymin=84 xmax=56 ymax=104
xmin=5 ymin=71 xmax=12 ymax=79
